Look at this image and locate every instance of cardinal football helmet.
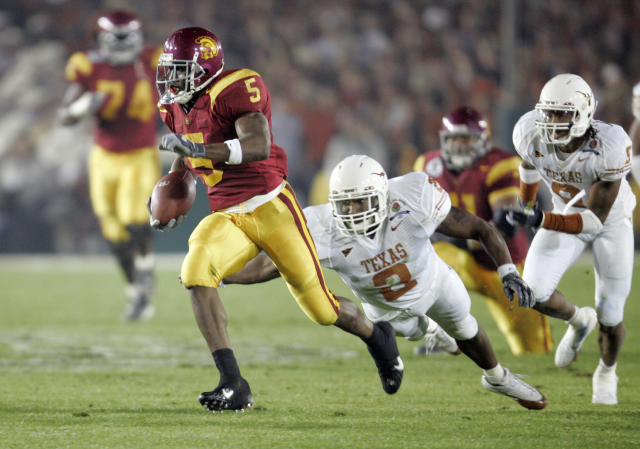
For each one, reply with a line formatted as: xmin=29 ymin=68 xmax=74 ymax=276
xmin=439 ymin=107 xmax=489 ymax=171
xmin=156 ymin=27 xmax=224 ymax=105
xmin=535 ymin=73 xmax=597 ymax=145
xmin=329 ymin=155 xmax=389 ymax=238
xmin=96 ymin=10 xmax=143 ymax=66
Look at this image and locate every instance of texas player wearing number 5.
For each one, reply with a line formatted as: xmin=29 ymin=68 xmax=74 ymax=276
xmin=150 ymin=27 xmax=406 ymax=413
xmin=59 ymin=10 xmax=162 ymax=322
xmin=224 ymin=155 xmax=547 ymax=410
xmin=508 ymin=73 xmax=636 ymax=405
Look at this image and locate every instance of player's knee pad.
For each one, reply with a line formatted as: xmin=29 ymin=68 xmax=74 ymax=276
xmin=595 ymin=279 xmax=630 ymax=327
xmin=180 ymin=244 xmax=218 ymax=288
xmin=595 ymin=301 xmax=625 ymax=328
xmin=444 ymin=314 xmax=478 ymax=341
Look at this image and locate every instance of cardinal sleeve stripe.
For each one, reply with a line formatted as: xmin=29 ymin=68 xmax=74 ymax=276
xmin=208 ymin=68 xmax=262 ymax=109
xmin=278 ymin=185 xmax=339 ymax=313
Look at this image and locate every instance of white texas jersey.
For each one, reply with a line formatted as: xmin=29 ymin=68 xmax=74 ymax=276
xmin=513 ymin=110 xmax=635 ymax=222
xmin=304 ymin=171 xmax=451 ymax=313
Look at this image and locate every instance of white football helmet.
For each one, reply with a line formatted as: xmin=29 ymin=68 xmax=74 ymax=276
xmin=329 ymin=155 xmax=389 ymax=238
xmin=535 ymin=73 xmax=597 ymax=145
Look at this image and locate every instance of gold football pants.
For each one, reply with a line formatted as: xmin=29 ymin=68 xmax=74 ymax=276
xmin=88 ymin=145 xmax=160 ymax=243
xmin=181 ymin=184 xmax=340 ymax=325
xmin=433 ymin=241 xmax=553 ymax=355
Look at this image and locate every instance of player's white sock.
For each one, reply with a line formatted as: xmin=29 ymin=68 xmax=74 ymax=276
xmin=596 ymin=359 xmax=617 ymax=375
xmin=483 ymin=364 xmax=506 ymax=384
xmin=134 ymin=254 xmax=155 ymax=272
xmin=426 ymin=318 xmax=439 ymax=334
xmin=567 ymin=306 xmax=587 ymax=327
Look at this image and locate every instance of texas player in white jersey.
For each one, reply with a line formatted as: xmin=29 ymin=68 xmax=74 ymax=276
xmin=225 ymin=155 xmax=547 ymax=410
xmin=630 ymin=82 xmax=640 ymax=185
xmin=507 ymin=73 xmax=635 ymax=405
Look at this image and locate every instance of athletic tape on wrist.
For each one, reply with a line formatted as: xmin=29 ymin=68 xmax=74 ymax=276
xmin=497 ymin=263 xmax=518 ymax=279
xmin=225 ymin=138 xmax=243 ymax=165
xmin=519 ymin=164 xmax=542 ymax=183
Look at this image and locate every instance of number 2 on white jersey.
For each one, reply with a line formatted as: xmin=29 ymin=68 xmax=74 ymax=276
xmin=373 ymin=263 xmax=417 ymax=301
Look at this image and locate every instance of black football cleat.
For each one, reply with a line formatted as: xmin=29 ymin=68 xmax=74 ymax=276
xmin=367 ymin=321 xmax=404 ymax=394
xmin=198 ymin=377 xmax=254 ymax=412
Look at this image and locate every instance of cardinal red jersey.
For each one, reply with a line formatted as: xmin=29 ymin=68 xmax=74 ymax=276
xmin=415 ymin=147 xmax=529 ymax=268
xmin=158 ymin=68 xmax=288 ymax=211
xmin=65 ymin=46 xmax=162 ymax=153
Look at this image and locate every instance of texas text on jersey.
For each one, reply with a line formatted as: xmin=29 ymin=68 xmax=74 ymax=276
xmin=513 ymin=110 xmax=635 ymax=223
xmin=306 ymin=171 xmax=450 ymax=313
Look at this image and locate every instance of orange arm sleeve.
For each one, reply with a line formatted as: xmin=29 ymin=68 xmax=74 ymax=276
xmin=520 ymin=180 xmax=541 ymax=208
xmin=541 ymin=212 xmax=583 ymax=234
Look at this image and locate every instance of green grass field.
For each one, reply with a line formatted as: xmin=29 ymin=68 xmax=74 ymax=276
xmin=1 ymin=254 xmax=639 ymax=449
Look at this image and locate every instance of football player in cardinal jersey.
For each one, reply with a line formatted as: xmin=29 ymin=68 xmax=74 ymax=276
xmin=507 ymin=74 xmax=636 ymax=405
xmin=413 ymin=107 xmax=552 ymax=356
xmin=149 ymin=27 xmax=405 ymax=412
xmin=223 ymin=155 xmax=547 ymax=410
xmin=59 ymin=10 xmax=162 ymax=321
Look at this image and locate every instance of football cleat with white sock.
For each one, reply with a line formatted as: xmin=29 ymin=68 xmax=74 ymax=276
xmin=554 ymin=307 xmax=597 ymax=368
xmin=481 ymin=368 xmax=547 ymax=410
xmin=122 ymin=283 xmax=155 ymax=322
xmin=592 ymin=362 xmax=618 ymax=405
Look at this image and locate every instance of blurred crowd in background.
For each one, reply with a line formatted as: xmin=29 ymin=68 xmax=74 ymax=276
xmin=0 ymin=0 xmax=639 ymax=253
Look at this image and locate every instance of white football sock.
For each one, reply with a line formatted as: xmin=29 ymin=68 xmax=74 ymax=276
xmin=567 ymin=307 xmax=586 ymax=327
xmin=483 ymin=364 xmax=506 ymax=383
xmin=596 ymin=359 xmax=617 ymax=375
xmin=426 ymin=318 xmax=439 ymax=334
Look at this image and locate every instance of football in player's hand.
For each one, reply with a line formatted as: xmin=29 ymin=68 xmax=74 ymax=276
xmin=150 ymin=169 xmax=196 ymax=224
